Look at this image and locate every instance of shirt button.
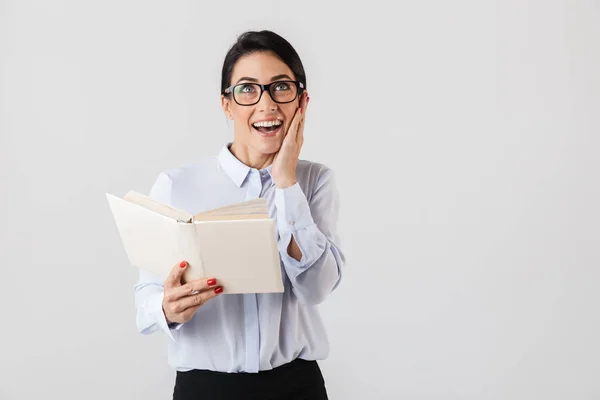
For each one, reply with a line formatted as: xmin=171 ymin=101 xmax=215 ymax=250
xmin=289 ymin=220 xmax=295 ymax=225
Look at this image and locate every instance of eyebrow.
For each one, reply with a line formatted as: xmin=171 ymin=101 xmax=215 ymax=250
xmin=270 ymin=74 xmax=293 ymax=82
xmin=236 ymin=76 xmax=259 ymax=84
xmin=235 ymin=74 xmax=294 ymax=84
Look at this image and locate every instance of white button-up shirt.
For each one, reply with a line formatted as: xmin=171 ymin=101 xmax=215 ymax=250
xmin=133 ymin=143 xmax=345 ymax=373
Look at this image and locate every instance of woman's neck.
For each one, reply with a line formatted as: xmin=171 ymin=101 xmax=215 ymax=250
xmin=230 ymin=142 xmax=275 ymax=170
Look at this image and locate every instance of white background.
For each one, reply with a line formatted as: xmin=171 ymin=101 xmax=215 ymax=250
xmin=1 ymin=1 xmax=599 ymax=399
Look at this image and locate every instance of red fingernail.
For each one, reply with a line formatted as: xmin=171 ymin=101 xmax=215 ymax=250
xmin=207 ymin=278 xmax=216 ymax=286
xmin=214 ymin=287 xmax=223 ymax=294
xmin=180 ymin=261 xmax=187 ymax=268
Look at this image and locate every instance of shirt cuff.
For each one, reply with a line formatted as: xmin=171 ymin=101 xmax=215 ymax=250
xmin=147 ymin=291 xmax=178 ymax=341
xmin=275 ymin=183 xmax=328 ymax=270
xmin=275 ymin=183 xmax=315 ymax=234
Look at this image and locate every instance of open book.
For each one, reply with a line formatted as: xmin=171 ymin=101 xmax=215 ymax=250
xmin=106 ymin=190 xmax=284 ymax=294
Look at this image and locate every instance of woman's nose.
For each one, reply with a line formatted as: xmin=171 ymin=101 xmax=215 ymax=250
xmin=256 ymin=90 xmax=277 ymax=111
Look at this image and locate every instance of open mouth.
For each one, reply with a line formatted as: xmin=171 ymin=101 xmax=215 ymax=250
xmin=252 ymin=119 xmax=283 ymax=136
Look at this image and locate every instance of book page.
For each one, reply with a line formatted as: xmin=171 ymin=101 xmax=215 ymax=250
xmin=193 ymin=213 xmax=269 ymax=221
xmin=106 ymin=193 xmax=187 ymax=280
xmin=123 ymin=190 xmax=193 ymax=222
xmin=191 ymin=219 xmax=283 ymax=293
xmin=198 ymin=206 xmax=269 ymax=216
xmin=194 ymin=198 xmax=268 ymax=218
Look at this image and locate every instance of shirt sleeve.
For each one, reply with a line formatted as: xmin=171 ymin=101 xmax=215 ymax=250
xmin=132 ymin=172 xmax=182 ymax=341
xmin=275 ymin=167 xmax=345 ymax=305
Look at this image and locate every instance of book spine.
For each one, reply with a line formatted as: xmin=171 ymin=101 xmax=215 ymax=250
xmin=176 ymin=222 xmax=206 ymax=282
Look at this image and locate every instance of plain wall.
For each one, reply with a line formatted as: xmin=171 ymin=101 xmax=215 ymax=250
xmin=1 ymin=1 xmax=599 ymax=399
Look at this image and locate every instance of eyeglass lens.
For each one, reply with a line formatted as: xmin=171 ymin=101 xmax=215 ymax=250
xmin=233 ymin=81 xmax=298 ymax=105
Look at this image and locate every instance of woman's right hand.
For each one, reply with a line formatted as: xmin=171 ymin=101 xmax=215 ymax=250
xmin=162 ymin=260 xmax=223 ymax=324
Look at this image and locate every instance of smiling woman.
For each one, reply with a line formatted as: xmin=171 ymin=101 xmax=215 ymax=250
xmin=221 ymin=42 xmax=308 ymax=177
xmin=132 ymin=30 xmax=345 ymax=400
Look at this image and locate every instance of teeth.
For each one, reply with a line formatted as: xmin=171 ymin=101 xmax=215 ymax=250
xmin=253 ymin=120 xmax=282 ymax=128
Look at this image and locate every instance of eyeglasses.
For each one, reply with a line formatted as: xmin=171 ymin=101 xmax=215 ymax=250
xmin=223 ymin=80 xmax=305 ymax=106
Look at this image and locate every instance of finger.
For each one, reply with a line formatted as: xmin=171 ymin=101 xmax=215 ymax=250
xmin=165 ymin=260 xmax=188 ymax=288
xmin=298 ymin=105 xmax=306 ymax=144
xmin=174 ymin=286 xmax=224 ymax=313
xmin=179 ymin=303 xmax=202 ymax=322
xmin=295 ymin=108 xmax=306 ymax=146
xmin=301 ymin=91 xmax=309 ymax=110
xmin=298 ymin=119 xmax=304 ymax=147
xmin=167 ymin=277 xmax=218 ymax=301
xmin=286 ymin=107 xmax=302 ymax=142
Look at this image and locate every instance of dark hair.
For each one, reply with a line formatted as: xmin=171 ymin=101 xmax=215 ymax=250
xmin=220 ymin=30 xmax=307 ymax=95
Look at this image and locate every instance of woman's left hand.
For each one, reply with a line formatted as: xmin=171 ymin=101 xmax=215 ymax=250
xmin=271 ymin=92 xmax=309 ymax=188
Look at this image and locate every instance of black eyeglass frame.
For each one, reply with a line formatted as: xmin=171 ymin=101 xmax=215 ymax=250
xmin=222 ymin=80 xmax=306 ymax=106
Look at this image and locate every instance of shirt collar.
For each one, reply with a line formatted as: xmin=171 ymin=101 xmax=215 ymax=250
xmin=218 ymin=143 xmax=275 ymax=187
xmin=219 ymin=143 xmax=274 ymax=187
xmin=218 ymin=143 xmax=250 ymax=187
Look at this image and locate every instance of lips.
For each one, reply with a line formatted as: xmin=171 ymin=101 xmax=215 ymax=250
xmin=252 ymin=124 xmax=282 ymax=137
xmin=251 ymin=118 xmax=283 ymax=136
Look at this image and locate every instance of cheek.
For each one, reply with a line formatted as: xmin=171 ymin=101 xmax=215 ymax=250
xmin=282 ymin=105 xmax=299 ymax=124
xmin=232 ymin=109 xmax=254 ymax=127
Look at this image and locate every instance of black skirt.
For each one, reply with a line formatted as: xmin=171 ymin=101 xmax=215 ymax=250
xmin=172 ymin=358 xmax=329 ymax=400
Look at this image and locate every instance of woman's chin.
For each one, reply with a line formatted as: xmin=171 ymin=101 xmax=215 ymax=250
xmin=254 ymin=140 xmax=281 ymax=155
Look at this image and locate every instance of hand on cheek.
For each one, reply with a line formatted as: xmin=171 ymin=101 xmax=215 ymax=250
xmin=271 ymin=92 xmax=309 ymax=188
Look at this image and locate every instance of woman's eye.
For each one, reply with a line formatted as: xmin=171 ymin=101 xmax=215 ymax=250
xmin=240 ymin=84 xmax=256 ymax=93
xmin=274 ymin=82 xmax=290 ymax=91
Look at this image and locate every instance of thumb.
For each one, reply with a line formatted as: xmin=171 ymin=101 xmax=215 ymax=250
xmin=166 ymin=260 xmax=187 ymax=288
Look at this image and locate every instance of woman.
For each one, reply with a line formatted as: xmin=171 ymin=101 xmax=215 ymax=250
xmin=134 ymin=30 xmax=345 ymax=399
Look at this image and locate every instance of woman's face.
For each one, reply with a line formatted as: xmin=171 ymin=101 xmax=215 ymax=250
xmin=222 ymin=51 xmax=302 ymax=156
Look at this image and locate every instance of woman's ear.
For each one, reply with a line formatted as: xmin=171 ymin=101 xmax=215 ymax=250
xmin=221 ymin=95 xmax=233 ymax=120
